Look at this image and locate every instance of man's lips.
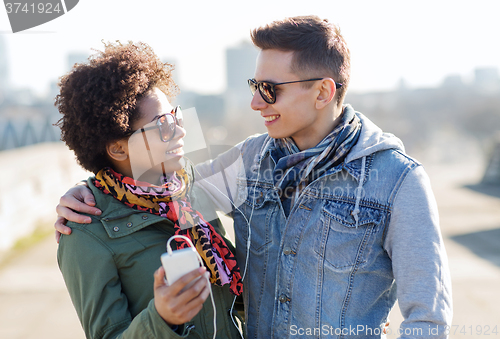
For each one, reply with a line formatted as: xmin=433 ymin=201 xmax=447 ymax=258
xmin=263 ymin=115 xmax=280 ymax=123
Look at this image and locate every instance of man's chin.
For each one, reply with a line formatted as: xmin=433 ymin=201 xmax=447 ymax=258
xmin=266 ymin=130 xmax=287 ymax=140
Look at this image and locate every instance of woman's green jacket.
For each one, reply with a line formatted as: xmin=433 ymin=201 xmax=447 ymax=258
xmin=57 ymin=177 xmax=243 ymax=339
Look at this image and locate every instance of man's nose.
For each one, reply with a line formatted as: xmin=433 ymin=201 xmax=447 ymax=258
xmin=250 ymin=89 xmax=268 ymax=111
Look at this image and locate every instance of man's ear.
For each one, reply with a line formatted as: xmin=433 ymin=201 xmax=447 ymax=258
xmin=106 ymin=140 xmax=129 ymax=162
xmin=315 ymin=78 xmax=336 ymax=110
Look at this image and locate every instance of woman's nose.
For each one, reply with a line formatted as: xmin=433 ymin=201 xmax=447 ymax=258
xmin=174 ymin=124 xmax=186 ymax=141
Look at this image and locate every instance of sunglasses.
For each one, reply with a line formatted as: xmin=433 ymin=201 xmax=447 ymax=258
xmin=127 ymin=105 xmax=184 ymax=142
xmin=248 ymin=78 xmax=343 ymax=104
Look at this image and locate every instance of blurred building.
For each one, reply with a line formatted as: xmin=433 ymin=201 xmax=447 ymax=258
xmin=441 ymin=74 xmax=465 ymax=90
xmin=224 ymin=41 xmax=258 ymax=114
xmin=474 ymin=67 xmax=500 ymax=93
xmin=194 ymin=94 xmax=225 ymax=126
xmin=223 ymin=41 xmax=264 ymax=143
xmin=177 ymin=41 xmax=263 ymax=146
xmin=226 ymin=41 xmax=258 ymax=95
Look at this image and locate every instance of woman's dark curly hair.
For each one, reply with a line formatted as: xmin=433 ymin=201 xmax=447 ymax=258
xmin=55 ymin=41 xmax=178 ymax=173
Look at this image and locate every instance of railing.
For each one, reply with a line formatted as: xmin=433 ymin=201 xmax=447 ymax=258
xmin=0 ymin=116 xmax=60 ymax=151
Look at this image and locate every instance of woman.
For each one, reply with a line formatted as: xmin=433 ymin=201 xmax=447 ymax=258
xmin=55 ymin=41 xmax=242 ymax=339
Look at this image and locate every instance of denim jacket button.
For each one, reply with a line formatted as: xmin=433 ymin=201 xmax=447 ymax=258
xmin=278 ymin=294 xmax=288 ymax=303
xmin=283 ymin=248 xmax=291 ymax=255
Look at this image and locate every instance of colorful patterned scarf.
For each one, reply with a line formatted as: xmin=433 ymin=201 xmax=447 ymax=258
xmin=271 ymin=105 xmax=361 ymax=215
xmin=93 ymin=167 xmax=243 ymax=296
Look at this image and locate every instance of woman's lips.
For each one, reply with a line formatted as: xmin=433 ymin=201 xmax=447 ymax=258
xmin=165 ymin=146 xmax=183 ymax=155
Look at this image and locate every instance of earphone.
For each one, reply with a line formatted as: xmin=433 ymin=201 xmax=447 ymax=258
xmin=191 ymin=149 xmax=263 ymax=339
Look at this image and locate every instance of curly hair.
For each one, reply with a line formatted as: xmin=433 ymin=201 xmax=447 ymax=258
xmin=55 ymin=41 xmax=178 ymax=173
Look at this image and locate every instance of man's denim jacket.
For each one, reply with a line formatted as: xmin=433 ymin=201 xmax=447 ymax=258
xmin=195 ymin=108 xmax=452 ymax=339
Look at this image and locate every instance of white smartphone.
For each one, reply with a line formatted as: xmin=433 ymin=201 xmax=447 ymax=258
xmin=161 ymin=247 xmax=202 ymax=290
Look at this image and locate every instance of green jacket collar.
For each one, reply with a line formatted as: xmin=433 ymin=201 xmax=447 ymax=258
xmin=87 ymin=178 xmax=174 ymax=239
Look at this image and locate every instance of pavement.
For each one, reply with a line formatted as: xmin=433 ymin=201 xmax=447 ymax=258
xmin=0 ymin=232 xmax=85 ymax=339
xmin=0 ymin=159 xmax=499 ymax=339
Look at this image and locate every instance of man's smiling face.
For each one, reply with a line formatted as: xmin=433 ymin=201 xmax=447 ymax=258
xmin=250 ymin=49 xmax=326 ymax=150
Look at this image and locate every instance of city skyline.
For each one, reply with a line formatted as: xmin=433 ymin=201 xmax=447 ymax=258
xmin=1 ymin=38 xmax=499 ymax=102
xmin=1 ymin=0 xmax=500 ymax=98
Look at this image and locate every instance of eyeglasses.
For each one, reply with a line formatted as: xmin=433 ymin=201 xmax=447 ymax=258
xmin=127 ymin=105 xmax=184 ymax=142
xmin=248 ymin=78 xmax=343 ymax=104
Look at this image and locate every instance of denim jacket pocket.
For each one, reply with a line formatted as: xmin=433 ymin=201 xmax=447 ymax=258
xmin=316 ymin=200 xmax=383 ymax=271
xmin=235 ymin=180 xmax=277 ymax=255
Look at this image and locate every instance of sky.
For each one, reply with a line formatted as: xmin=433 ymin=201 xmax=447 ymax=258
xmin=1 ymin=0 xmax=500 ymax=97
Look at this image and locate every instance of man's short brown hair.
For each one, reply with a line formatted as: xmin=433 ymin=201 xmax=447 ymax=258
xmin=251 ymin=15 xmax=350 ymax=105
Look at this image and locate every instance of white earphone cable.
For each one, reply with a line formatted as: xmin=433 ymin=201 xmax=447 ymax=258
xmin=191 ymin=155 xmax=262 ymax=339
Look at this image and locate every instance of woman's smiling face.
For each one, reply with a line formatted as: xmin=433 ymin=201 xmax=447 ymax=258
xmin=127 ymin=87 xmax=186 ymax=181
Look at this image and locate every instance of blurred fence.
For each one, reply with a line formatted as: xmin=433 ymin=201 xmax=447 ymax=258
xmin=0 ymin=116 xmax=60 ymax=151
xmin=0 ymin=108 xmax=84 ymax=254
xmin=0 ymin=142 xmax=89 ymax=253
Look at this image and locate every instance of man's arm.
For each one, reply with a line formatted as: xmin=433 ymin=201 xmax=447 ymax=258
xmin=54 ymin=182 xmax=101 ymax=241
xmin=54 ymin=141 xmax=248 ymax=237
xmin=193 ymin=143 xmax=247 ymax=216
xmin=384 ymin=165 xmax=452 ymax=338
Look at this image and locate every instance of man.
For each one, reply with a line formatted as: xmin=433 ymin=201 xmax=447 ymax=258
xmin=56 ymin=16 xmax=452 ymax=338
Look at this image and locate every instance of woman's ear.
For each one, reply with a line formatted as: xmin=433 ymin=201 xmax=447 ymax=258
xmin=315 ymin=78 xmax=336 ymax=110
xmin=106 ymin=140 xmax=129 ymax=162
